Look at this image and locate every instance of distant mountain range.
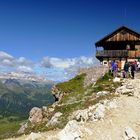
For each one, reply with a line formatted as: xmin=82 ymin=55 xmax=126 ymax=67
xmin=0 ymin=72 xmax=55 ymax=118
xmin=0 ymin=72 xmax=52 ymax=82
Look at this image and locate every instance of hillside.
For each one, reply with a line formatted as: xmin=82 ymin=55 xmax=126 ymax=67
xmin=5 ymin=67 xmax=140 ymax=140
xmin=8 ymin=88 xmax=140 ymax=140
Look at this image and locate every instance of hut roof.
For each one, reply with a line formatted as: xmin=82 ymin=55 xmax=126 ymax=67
xmin=95 ymin=26 xmax=140 ymax=46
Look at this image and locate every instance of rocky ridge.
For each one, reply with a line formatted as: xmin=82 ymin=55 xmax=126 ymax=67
xmin=52 ymin=66 xmax=109 ymax=102
xmin=79 ymin=66 xmax=109 ymax=87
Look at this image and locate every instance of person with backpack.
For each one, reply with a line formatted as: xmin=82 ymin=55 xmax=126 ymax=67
xmin=130 ymin=62 xmax=136 ymax=79
xmin=123 ymin=61 xmax=130 ymax=78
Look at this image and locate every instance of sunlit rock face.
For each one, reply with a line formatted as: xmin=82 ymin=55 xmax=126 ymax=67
xmin=29 ymin=107 xmax=43 ymax=123
xmin=79 ymin=66 xmax=109 ymax=87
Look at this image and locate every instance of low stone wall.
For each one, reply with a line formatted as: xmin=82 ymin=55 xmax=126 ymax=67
xmin=79 ymin=66 xmax=109 ymax=87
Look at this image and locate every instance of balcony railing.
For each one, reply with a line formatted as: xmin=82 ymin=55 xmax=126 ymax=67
xmin=96 ymin=50 xmax=128 ymax=58
xmin=96 ymin=50 xmax=140 ymax=58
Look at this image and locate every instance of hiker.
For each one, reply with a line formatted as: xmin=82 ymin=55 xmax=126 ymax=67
xmin=112 ymin=61 xmax=118 ymax=77
xmin=134 ymin=60 xmax=138 ymax=72
xmin=130 ymin=62 xmax=136 ymax=79
xmin=123 ymin=61 xmax=130 ymax=78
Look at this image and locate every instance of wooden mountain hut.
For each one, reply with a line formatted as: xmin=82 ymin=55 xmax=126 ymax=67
xmin=95 ymin=26 xmax=140 ymax=69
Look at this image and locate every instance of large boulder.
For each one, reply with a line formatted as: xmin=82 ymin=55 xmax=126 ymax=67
xmin=58 ymin=120 xmax=93 ymax=140
xmin=24 ymin=132 xmax=44 ymax=140
xmin=94 ymin=104 xmax=105 ymax=120
xmin=73 ymin=109 xmax=89 ymax=122
xmin=58 ymin=120 xmax=82 ymax=140
xmin=29 ymin=107 xmax=43 ymax=123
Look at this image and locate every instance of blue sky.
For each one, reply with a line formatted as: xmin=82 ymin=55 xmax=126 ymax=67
xmin=0 ymin=0 xmax=140 ymax=81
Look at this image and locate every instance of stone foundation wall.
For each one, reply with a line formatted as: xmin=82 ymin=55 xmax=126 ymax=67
xmin=79 ymin=66 xmax=109 ymax=87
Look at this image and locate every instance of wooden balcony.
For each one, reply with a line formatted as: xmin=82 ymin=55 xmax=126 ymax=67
xmin=96 ymin=50 xmax=140 ymax=58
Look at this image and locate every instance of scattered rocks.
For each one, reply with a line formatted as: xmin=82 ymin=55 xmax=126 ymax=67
xmin=116 ymin=84 xmax=134 ymax=96
xmin=73 ymin=99 xmax=118 ymax=123
xmin=116 ymin=77 xmax=140 ymax=97
xmin=47 ymin=112 xmax=62 ymax=126
xmin=124 ymin=126 xmax=139 ymax=140
xmin=29 ymin=107 xmax=43 ymax=123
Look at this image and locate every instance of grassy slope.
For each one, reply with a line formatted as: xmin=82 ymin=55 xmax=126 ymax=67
xmin=56 ymin=73 xmax=86 ymax=104
xmin=25 ymin=72 xmax=121 ymax=134
xmin=0 ymin=117 xmax=26 ymax=140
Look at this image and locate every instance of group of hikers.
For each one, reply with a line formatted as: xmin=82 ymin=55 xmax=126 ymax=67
xmin=109 ymin=60 xmax=140 ymax=79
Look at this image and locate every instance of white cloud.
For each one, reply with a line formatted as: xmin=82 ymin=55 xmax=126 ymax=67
xmin=0 ymin=51 xmax=14 ymax=60
xmin=2 ymin=59 xmax=13 ymax=66
xmin=0 ymin=51 xmax=99 ymax=81
xmin=16 ymin=57 xmax=33 ymax=66
xmin=40 ymin=56 xmax=99 ymax=81
xmin=0 ymin=51 xmax=34 ymax=73
xmin=17 ymin=65 xmax=33 ymax=73
xmin=41 ymin=56 xmax=98 ymax=69
xmin=50 ymin=58 xmax=74 ymax=68
xmin=41 ymin=57 xmax=52 ymax=68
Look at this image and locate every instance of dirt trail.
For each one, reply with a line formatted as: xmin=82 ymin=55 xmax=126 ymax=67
xmin=84 ymin=95 xmax=140 ymax=140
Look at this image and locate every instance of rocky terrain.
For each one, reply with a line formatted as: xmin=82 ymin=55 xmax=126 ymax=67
xmin=5 ymin=67 xmax=140 ymax=140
